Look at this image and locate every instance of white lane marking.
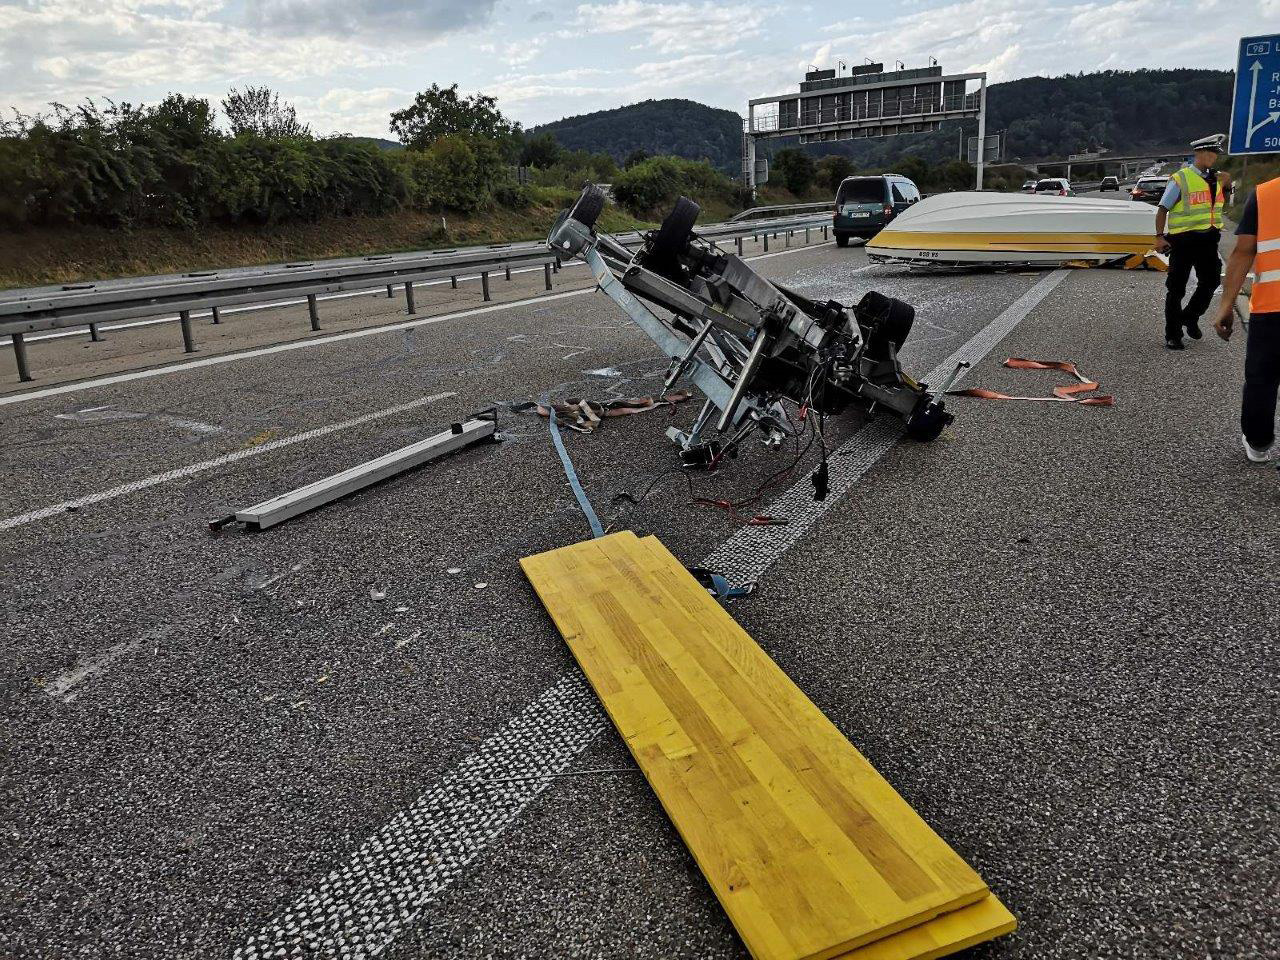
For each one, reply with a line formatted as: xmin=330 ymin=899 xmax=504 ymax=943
xmin=53 ymin=405 xmax=225 ymax=435
xmin=44 ymin=639 xmax=142 ymax=702
xmin=0 ymin=241 xmax=825 ymax=408
xmin=232 ymin=269 xmax=1070 ymax=959
xmin=233 ymin=673 xmax=607 ymax=960
xmin=0 ymin=262 xmax=595 ymax=347
xmin=0 ymin=392 xmax=455 ymax=532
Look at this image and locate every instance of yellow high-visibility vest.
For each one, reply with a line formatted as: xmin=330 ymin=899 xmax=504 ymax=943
xmin=1166 ymin=166 xmax=1224 ymax=234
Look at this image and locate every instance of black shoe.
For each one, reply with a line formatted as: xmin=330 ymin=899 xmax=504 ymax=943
xmin=1165 ymin=336 xmax=1184 ymax=350
xmin=1185 ymin=320 xmax=1203 ymax=340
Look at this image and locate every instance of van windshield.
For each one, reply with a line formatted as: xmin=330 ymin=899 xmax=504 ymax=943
xmin=836 ymin=179 xmax=885 ymax=204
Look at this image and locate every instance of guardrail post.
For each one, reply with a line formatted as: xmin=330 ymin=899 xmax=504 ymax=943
xmin=88 ymin=322 xmax=102 ymax=342
xmin=405 ymin=281 xmax=416 ymax=316
xmin=785 ymin=231 xmax=791 ymax=248
xmin=504 ymin=263 xmax=512 ymax=281
xmin=451 ymin=276 xmax=458 ymax=289
xmin=179 ymin=310 xmax=197 ymax=353
xmin=553 ymin=259 xmax=560 ymax=273
xmin=11 ymin=332 xmax=33 ymax=382
xmin=307 ymin=294 xmax=321 ymax=331
xmin=481 ymin=271 xmax=491 ymax=302
xmin=823 ymin=225 xmax=828 ymax=241
xmin=763 ymin=234 xmax=769 ymax=252
xmin=544 ymin=262 xmax=553 ymax=291
xmin=386 ymin=284 xmax=394 ymax=299
xmin=736 ymin=237 xmax=743 ymax=255
xmin=211 ymin=306 xmax=222 ymax=325
xmin=805 ymin=227 xmax=810 ymax=244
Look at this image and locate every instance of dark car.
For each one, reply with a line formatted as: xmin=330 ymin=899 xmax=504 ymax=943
xmin=833 ymin=174 xmax=920 ymax=247
xmin=1130 ymin=177 xmax=1169 ymax=204
xmin=1099 ymin=176 xmax=1120 ymax=191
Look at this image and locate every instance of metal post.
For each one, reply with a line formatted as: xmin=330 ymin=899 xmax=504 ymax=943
xmin=481 ymin=272 xmax=491 ymax=302
xmin=307 ymin=294 xmax=321 ymax=331
xmin=805 ymin=227 xmax=810 ymax=244
xmin=451 ymin=275 xmax=458 ymax=289
xmin=763 ymin=233 xmax=769 ymax=252
xmin=405 ymin=281 xmax=416 ymax=315
xmin=736 ymin=236 xmax=743 ymax=255
xmin=823 ymin=225 xmax=828 ymax=241
xmin=386 ymin=284 xmax=394 ymax=299
xmin=975 ymin=75 xmax=988 ymax=190
xmin=785 ymin=231 xmax=790 ymax=247
xmin=211 ymin=306 xmax=221 ymax=325
xmin=504 ymin=263 xmax=512 ymax=281
xmin=11 ymin=331 xmax=32 ymax=382
xmin=553 ymin=259 xmax=560 ymax=273
xmin=88 ymin=323 xmax=102 ymax=342
xmin=179 ymin=310 xmax=197 ymax=353
xmin=544 ymin=262 xmax=553 ymax=291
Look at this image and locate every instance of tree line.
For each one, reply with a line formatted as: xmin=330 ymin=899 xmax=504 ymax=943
xmin=0 ymin=85 xmax=544 ymax=230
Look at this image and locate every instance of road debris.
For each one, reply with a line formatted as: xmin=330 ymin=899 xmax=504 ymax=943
xmin=549 ymin=186 xmax=953 ymax=475
xmin=513 ymin=391 xmax=692 ymax=433
xmin=948 ymin=358 xmax=1115 ymax=406
xmin=368 ymin=586 xmax=387 ymax=602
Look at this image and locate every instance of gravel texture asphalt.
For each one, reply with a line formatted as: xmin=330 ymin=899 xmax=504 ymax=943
xmin=2 ymin=238 xmax=1273 ymax=960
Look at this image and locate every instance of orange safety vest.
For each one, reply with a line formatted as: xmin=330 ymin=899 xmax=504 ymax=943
xmin=1255 ymin=177 xmax=1280 ymax=314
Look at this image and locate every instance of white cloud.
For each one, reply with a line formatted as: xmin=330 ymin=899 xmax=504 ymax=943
xmin=568 ymin=0 xmax=777 ymax=53
xmin=244 ymin=0 xmax=498 ymax=39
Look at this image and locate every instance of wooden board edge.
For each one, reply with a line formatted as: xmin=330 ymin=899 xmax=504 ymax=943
xmin=831 ymin=895 xmax=1016 ymax=960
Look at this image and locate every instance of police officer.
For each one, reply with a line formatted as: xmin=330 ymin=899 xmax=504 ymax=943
xmin=1214 ymin=175 xmax=1280 ymax=464
xmin=1154 ymin=134 xmax=1232 ymax=349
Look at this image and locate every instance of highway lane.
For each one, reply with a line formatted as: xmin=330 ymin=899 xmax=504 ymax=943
xmin=4 ymin=241 xmax=1274 ymax=960
xmin=1 ymin=239 xmax=1046 ymax=959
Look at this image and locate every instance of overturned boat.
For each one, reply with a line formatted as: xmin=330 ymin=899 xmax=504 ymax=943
xmin=865 ymin=191 xmax=1158 ymax=267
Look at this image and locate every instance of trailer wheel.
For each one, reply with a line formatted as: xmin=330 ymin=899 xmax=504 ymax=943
xmin=652 ymin=196 xmax=700 ymax=257
xmin=569 ymin=185 xmax=606 ymax=229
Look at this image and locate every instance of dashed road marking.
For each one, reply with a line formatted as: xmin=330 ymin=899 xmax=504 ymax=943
xmin=0 ymin=392 xmax=455 ymax=532
xmin=231 ymin=269 xmax=1069 ymax=958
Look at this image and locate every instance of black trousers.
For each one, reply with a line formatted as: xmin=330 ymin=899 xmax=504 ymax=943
xmin=1165 ymin=229 xmax=1221 ymax=337
xmin=1242 ymin=315 xmax=1280 ymax=449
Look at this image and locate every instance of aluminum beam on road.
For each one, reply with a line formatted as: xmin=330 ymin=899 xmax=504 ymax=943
xmin=213 ymin=414 xmax=498 ymax=532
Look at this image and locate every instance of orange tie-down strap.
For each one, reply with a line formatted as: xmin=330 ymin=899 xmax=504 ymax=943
xmin=948 ymin=358 xmax=1114 ymax=406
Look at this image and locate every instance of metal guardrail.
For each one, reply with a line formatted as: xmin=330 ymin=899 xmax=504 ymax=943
xmin=0 ymin=211 xmax=833 ymax=383
xmin=729 ymin=202 xmax=831 ymax=222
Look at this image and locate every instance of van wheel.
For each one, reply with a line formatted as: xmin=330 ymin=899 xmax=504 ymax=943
xmin=836 ymin=234 xmax=849 ymax=248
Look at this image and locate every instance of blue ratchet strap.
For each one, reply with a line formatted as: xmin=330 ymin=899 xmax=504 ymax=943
xmin=688 ymin=567 xmax=755 ymax=600
xmin=544 ymin=395 xmax=605 ymax=539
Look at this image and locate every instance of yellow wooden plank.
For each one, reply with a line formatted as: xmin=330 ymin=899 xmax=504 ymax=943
xmin=836 ymin=895 xmax=1017 ymax=960
xmin=520 ymin=532 xmax=1004 ymax=960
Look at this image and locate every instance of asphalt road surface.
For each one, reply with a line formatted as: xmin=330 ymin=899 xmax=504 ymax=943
xmin=2 ymin=238 xmax=1276 ymax=960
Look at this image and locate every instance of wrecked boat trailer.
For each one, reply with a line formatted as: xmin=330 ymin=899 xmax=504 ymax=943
xmin=549 ymin=185 xmax=956 ymax=469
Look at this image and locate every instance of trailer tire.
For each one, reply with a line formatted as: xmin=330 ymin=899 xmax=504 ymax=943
xmin=652 ymin=196 xmax=700 ymax=257
xmin=569 ymin=185 xmax=606 ymax=229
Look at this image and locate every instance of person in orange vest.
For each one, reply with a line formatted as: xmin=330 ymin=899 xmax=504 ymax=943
xmin=1155 ymin=135 xmax=1231 ymax=349
xmin=1214 ymin=175 xmax=1280 ymax=463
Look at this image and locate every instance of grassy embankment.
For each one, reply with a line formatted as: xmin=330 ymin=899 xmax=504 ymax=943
xmin=0 ymin=187 xmax=653 ymax=290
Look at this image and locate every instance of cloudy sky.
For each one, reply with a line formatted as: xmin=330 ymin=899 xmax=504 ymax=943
xmin=0 ymin=0 xmax=1274 ymax=136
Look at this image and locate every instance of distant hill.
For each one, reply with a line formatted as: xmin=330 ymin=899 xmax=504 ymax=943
xmin=529 ymin=69 xmax=1233 ymax=171
xmin=341 ymin=136 xmax=403 ymax=151
xmin=530 ymin=99 xmax=742 ymax=171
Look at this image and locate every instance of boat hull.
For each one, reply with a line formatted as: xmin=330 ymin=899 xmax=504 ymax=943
xmin=865 ymin=191 xmax=1158 ymax=266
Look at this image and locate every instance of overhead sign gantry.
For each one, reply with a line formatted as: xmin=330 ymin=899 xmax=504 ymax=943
xmin=744 ymin=62 xmax=988 ymax=191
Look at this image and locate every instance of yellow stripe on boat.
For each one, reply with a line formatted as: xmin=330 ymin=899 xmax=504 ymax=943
xmin=870 ymin=230 xmax=1154 ymax=253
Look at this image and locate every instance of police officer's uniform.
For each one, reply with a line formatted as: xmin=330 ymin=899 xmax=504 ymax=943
xmin=1160 ymin=134 xmax=1228 ymax=348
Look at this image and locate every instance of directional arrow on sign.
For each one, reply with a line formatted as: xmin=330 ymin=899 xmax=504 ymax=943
xmin=1245 ymin=60 xmax=1280 ymax=147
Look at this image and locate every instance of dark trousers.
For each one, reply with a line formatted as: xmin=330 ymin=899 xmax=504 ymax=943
xmin=1242 ymin=316 xmax=1280 ymax=449
xmin=1165 ymin=229 xmax=1221 ymax=337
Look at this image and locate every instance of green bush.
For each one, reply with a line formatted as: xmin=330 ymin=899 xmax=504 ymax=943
xmin=772 ymin=148 xmax=816 ymax=195
xmin=612 ymin=155 xmax=739 ymax=215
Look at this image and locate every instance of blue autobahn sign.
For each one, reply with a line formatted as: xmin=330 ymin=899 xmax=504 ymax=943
xmin=1229 ymin=34 xmax=1280 ymax=155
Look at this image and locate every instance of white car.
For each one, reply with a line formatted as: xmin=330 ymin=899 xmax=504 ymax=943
xmin=1033 ymin=178 xmax=1074 ymax=197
